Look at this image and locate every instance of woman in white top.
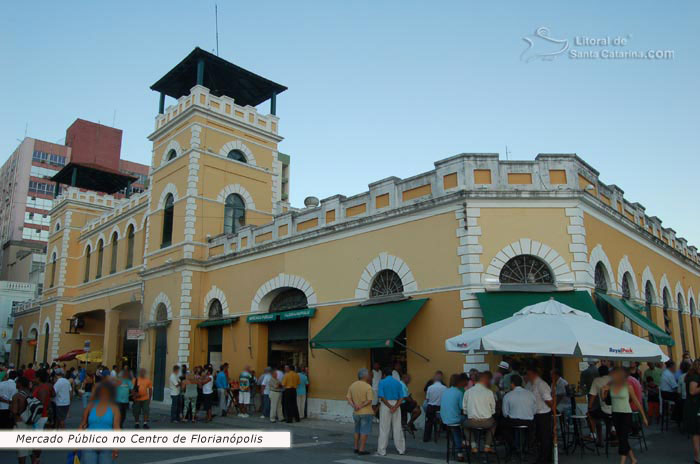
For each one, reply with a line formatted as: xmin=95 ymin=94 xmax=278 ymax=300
xmin=201 ymin=367 xmax=214 ymax=422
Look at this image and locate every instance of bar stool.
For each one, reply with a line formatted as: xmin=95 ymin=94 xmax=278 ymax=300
xmin=630 ymin=411 xmax=648 ymax=451
xmin=661 ymin=399 xmax=673 ymax=431
xmin=445 ymin=425 xmax=466 ymax=463
xmin=509 ymin=424 xmax=530 ymax=463
xmin=554 ymin=413 xmax=568 ymax=454
xmin=466 ymin=426 xmax=500 ymax=463
xmin=569 ymin=414 xmax=596 ymax=457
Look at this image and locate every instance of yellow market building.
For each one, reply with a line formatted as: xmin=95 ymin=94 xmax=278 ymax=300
xmin=10 ymin=48 xmax=700 ymax=418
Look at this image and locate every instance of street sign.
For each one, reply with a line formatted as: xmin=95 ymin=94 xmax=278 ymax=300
xmin=84 ymin=340 xmax=91 ymax=352
xmin=127 ymin=329 xmax=146 ymax=340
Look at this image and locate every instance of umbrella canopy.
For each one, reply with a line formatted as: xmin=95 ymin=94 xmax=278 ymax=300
xmin=75 ymin=351 xmax=103 ymax=363
xmin=446 ymin=298 xmax=668 ymax=362
xmin=56 ymin=349 xmax=86 ymax=362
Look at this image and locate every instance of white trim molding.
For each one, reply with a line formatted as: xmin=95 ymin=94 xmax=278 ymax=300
xmin=659 ymin=274 xmax=674 ymax=309
xmin=676 ymin=281 xmax=688 ymax=312
xmin=162 ymin=139 xmax=182 ymax=165
xmin=150 ymin=292 xmax=173 ymax=321
xmin=251 ymin=273 xmax=317 ymax=313
xmin=589 ymin=244 xmax=616 ymax=293
xmin=109 ymin=225 xmax=121 ymax=241
xmin=216 ymin=184 xmax=256 ymax=210
xmin=355 ymin=252 xmax=418 ymax=300
xmin=484 ymin=238 xmax=574 ymax=286
xmin=219 ymin=140 xmax=257 ymax=166
xmin=203 ymin=285 xmax=230 ymax=316
xmin=687 ymin=288 xmax=697 ymax=314
xmin=158 ymin=183 xmax=179 ymax=209
xmin=640 ymin=266 xmax=661 ymax=305
xmin=617 ymin=255 xmax=640 ymax=299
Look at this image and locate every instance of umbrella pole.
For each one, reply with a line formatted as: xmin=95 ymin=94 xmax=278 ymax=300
xmin=552 ymin=354 xmax=558 ymax=464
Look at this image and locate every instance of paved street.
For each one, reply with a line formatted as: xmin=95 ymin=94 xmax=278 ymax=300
xmin=0 ymin=399 xmax=694 ymax=463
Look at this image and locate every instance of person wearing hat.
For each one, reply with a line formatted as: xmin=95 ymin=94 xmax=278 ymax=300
xmin=498 ymin=361 xmax=513 ymax=391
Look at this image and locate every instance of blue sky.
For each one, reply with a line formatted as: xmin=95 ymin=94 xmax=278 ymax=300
xmin=1 ymin=1 xmax=698 ymax=242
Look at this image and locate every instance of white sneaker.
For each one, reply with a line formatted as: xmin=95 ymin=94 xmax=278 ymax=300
xmin=260 ymin=415 xmax=265 ymax=419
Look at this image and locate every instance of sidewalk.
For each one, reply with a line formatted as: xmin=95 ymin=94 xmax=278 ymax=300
xmin=149 ymin=401 xmax=693 ymax=463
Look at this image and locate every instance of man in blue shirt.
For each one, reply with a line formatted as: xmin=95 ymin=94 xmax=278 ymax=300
xmin=215 ymin=366 xmax=230 ymax=416
xmin=377 ymin=368 xmax=405 ymax=456
xmin=297 ymin=368 xmax=309 ymax=419
xmin=440 ymin=373 xmax=468 ymax=461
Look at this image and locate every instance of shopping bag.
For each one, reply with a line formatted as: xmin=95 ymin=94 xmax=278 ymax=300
xmin=66 ymin=450 xmax=81 ymax=464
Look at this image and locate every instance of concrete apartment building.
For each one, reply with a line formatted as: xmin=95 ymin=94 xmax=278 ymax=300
xmin=0 ymin=120 xmax=149 ymax=290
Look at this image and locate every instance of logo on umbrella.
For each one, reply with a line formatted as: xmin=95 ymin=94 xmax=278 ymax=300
xmin=609 ymin=347 xmax=634 ymax=354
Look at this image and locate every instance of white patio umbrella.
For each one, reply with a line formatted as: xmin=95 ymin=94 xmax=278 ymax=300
xmin=445 ymin=298 xmax=668 ymax=463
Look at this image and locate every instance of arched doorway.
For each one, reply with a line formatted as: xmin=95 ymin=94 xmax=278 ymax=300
xmin=267 ymin=288 xmax=310 ymax=369
xmin=28 ymin=328 xmax=39 ymax=363
xmin=152 ymin=304 xmax=169 ymax=401
xmin=367 ymin=270 xmax=406 ymax=374
xmin=206 ymin=299 xmax=224 ymax=367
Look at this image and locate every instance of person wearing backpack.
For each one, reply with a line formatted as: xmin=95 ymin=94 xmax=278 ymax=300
xmin=11 ymin=376 xmax=36 ymax=464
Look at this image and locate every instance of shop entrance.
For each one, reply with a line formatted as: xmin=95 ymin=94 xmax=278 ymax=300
xmin=370 ymin=328 xmax=407 ymax=374
xmin=268 ymin=318 xmax=308 ymax=369
xmin=207 ymin=326 xmax=223 ymax=367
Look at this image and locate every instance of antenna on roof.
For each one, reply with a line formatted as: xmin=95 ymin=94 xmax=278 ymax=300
xmin=112 ymin=110 xmax=117 ymax=127
xmin=505 ymin=145 xmax=511 ymax=161
xmin=215 ymin=3 xmax=219 ymax=56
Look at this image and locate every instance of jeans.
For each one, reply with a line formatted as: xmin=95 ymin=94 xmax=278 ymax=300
xmin=423 ymin=405 xmax=440 ymax=441
xmin=82 ymin=449 xmax=114 ymax=464
xmin=82 ymin=392 xmax=91 ymax=410
xmin=262 ymin=394 xmax=270 ymax=418
xmin=170 ymin=394 xmax=181 ymax=421
xmin=118 ymin=403 xmax=128 ymax=428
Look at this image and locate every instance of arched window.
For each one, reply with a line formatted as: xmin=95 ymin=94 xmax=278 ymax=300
xmin=55 ymin=223 xmax=60 ymax=231
xmin=678 ymin=293 xmax=688 ymax=354
xmin=499 ymin=255 xmax=553 ymax=285
xmin=110 ymin=232 xmax=118 ymax=274
xmin=644 ymin=281 xmax=654 ymax=317
xmin=166 ymin=149 xmax=177 ymax=161
xmin=621 ymin=272 xmax=632 ymax=300
xmin=84 ymin=245 xmax=91 ymax=282
xmin=227 ymin=149 xmax=247 ymax=163
xmin=594 ymin=263 xmax=608 ymax=293
xmin=126 ymin=225 xmax=135 ymax=269
xmin=95 ymin=240 xmax=104 ymax=278
xmin=42 ymin=323 xmax=50 ymax=363
xmin=161 ymin=194 xmax=174 ymax=247
xmin=370 ymin=270 xmax=404 ymax=298
xmin=270 ymin=288 xmax=308 ymax=312
xmin=224 ymin=193 xmax=245 ymax=234
xmin=208 ymin=299 xmax=223 ymax=318
xmin=663 ymin=289 xmax=672 ymax=335
xmin=155 ymin=303 xmax=168 ymax=322
xmin=594 ymin=262 xmax=614 ymax=325
xmin=49 ymin=252 xmax=57 ymax=288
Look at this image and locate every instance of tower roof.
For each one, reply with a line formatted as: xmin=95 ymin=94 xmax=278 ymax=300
xmin=151 ymin=47 xmax=287 ymax=107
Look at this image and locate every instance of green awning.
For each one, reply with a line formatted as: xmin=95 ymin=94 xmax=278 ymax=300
xmin=475 ymin=291 xmax=604 ymax=324
xmin=196 ymin=317 xmax=239 ymax=328
xmin=310 ymin=298 xmax=428 ymax=349
xmin=246 ymin=308 xmax=316 ymax=323
xmin=595 ymin=292 xmax=674 ymax=346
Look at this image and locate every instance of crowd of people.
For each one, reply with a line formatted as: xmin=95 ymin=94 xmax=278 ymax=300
xmin=346 ymin=355 xmax=700 ymax=464
xmin=165 ymin=363 xmax=310 ymax=425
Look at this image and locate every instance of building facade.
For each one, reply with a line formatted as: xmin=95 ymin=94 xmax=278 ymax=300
xmin=11 ymin=49 xmax=700 ymax=419
xmin=0 ymin=121 xmax=148 ymax=288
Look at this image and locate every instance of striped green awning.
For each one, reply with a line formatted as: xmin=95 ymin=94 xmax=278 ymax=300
xmin=310 ymin=299 xmax=428 ymax=349
xmin=595 ymin=292 xmax=674 ymax=346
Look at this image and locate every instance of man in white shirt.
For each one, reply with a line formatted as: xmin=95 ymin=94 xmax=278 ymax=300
xmin=587 ymin=365 xmax=612 ymax=447
xmin=525 ymin=367 xmax=553 ymax=464
xmin=371 ymin=363 xmax=382 ymax=409
xmin=259 ymin=367 xmax=272 ymax=419
xmin=501 ymin=374 xmax=536 ymax=453
xmin=169 ymin=365 xmax=182 ymax=423
xmin=462 ymin=371 xmax=497 ymax=453
xmin=0 ymin=371 xmax=18 ymax=429
xmin=423 ymin=373 xmax=447 ymax=442
xmin=53 ymin=371 xmax=72 ymax=429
